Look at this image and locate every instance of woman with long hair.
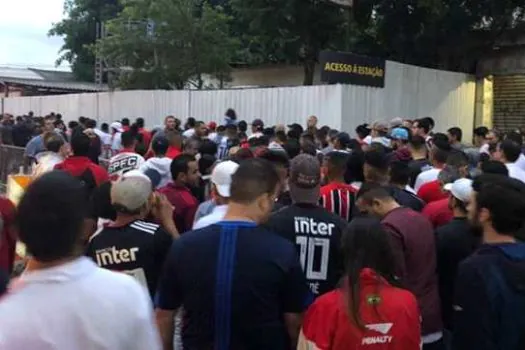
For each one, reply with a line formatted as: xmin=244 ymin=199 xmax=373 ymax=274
xmin=298 ymin=218 xmax=421 ymax=350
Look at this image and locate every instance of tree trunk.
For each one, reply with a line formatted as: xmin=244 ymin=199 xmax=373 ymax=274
xmin=303 ymin=59 xmax=316 ymax=85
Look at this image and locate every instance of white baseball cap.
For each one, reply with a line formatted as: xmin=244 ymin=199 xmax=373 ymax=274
xmin=110 ymin=121 xmax=124 ymax=132
xmin=444 ymin=178 xmax=473 ymax=203
xmin=211 ymin=161 xmax=239 ymax=197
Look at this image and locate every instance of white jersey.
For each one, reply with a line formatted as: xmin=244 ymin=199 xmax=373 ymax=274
xmin=0 ymin=258 xmax=161 ymax=350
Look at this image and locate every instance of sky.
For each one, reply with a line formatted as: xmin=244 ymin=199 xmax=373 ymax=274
xmin=0 ymin=0 xmax=67 ymax=70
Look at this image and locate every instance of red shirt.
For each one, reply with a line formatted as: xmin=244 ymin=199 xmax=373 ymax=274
xmin=422 ymin=198 xmax=453 ymax=229
xmin=54 ymin=156 xmax=109 ymax=186
xmin=166 ymin=146 xmax=182 ymax=160
xmin=381 ymin=207 xmax=442 ymax=335
xmin=299 ymin=268 xmax=421 ymax=350
xmin=158 ymin=183 xmax=198 ymax=233
xmin=417 ymin=180 xmax=447 ymax=204
xmin=139 ymin=128 xmax=152 ymax=148
xmin=320 ymin=182 xmax=357 ymax=221
xmin=0 ymin=197 xmax=16 ymax=273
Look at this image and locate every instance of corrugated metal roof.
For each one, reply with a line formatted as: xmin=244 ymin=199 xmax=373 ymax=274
xmin=0 ymin=67 xmax=44 ymax=80
xmin=0 ymin=78 xmax=108 ymax=92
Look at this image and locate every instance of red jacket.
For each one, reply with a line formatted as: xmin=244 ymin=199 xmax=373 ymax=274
xmin=0 ymin=198 xmax=16 ymax=273
xmin=54 ymin=156 xmax=109 ymax=186
xmin=299 ymin=268 xmax=421 ymax=350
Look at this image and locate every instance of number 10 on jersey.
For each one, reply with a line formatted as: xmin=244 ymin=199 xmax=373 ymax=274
xmin=296 ymin=236 xmax=330 ymax=281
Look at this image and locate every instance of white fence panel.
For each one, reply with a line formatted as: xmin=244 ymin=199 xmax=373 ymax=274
xmin=1 ymin=61 xmax=475 ymax=137
xmin=188 ymin=85 xmax=342 ymax=128
xmin=341 ymin=61 xmax=476 ymax=141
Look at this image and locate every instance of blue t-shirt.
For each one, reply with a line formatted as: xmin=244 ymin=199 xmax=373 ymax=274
xmin=24 ymin=135 xmax=46 ymax=158
xmin=155 ymin=221 xmax=312 ymax=350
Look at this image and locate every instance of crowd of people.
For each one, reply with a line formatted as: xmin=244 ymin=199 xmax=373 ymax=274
xmin=0 ymin=109 xmax=524 ymax=350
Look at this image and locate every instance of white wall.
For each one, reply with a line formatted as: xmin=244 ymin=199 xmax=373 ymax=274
xmin=1 ymin=61 xmax=476 ymax=138
xmin=341 ymin=61 xmax=477 ymax=141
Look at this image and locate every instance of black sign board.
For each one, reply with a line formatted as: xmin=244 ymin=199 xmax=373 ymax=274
xmin=319 ymin=51 xmax=386 ymax=88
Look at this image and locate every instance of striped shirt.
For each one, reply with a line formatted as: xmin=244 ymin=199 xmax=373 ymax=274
xmin=319 ymin=182 xmax=357 ymax=222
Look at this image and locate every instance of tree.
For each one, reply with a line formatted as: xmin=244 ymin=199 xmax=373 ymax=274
xmin=94 ymin=0 xmax=239 ymax=90
xmin=230 ymin=0 xmax=346 ymax=85
xmin=355 ymin=0 xmax=525 ymax=72
xmin=49 ymin=0 xmax=122 ymax=82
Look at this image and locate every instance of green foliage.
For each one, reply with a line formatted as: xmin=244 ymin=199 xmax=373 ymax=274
xmin=49 ymin=0 xmax=122 ymax=82
xmin=94 ymin=0 xmax=239 ymax=89
xmin=230 ymin=0 xmax=347 ymax=85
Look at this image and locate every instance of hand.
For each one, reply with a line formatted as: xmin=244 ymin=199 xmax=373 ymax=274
xmin=151 ymin=193 xmax=175 ymax=225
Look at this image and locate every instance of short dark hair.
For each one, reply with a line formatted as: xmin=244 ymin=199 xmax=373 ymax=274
xmin=152 ymin=137 xmax=169 ymax=155
xmin=230 ymin=158 xmax=280 ymax=204
xmin=446 ymin=150 xmax=469 ymax=167
xmin=506 ymin=131 xmax=523 ymax=146
xmin=500 ymin=140 xmax=522 ymax=163
xmin=301 ymin=141 xmax=317 ymax=156
xmin=225 ymin=108 xmax=237 ymax=120
xmin=325 ymin=151 xmax=349 ymax=176
xmin=448 ymin=127 xmax=463 ymax=142
xmin=421 ymin=117 xmax=435 ymax=129
xmin=472 ymin=174 xmax=525 ymax=235
xmin=257 ymin=149 xmax=290 ymax=169
xmin=481 ymin=160 xmax=509 ymax=176
xmin=101 ymin=123 xmax=109 ymax=133
xmin=121 ymin=118 xmax=130 ymax=126
xmin=355 ymin=124 xmax=370 ymax=139
xmin=121 ymin=131 xmax=135 ymax=148
xmin=85 ymin=119 xmax=96 ymax=129
xmin=17 ymin=171 xmax=87 ymax=262
xmin=275 ymin=130 xmax=287 ymax=144
xmin=345 ymin=151 xmax=365 ymax=183
xmin=356 ymin=182 xmax=393 ymax=202
xmin=284 ymin=139 xmax=301 ymax=159
xmin=364 ymin=148 xmax=389 ymax=172
xmin=199 ymin=139 xmax=218 ymax=156
xmin=68 ymin=121 xmax=79 ymax=130
xmin=432 ymin=146 xmax=450 ymax=164
xmin=409 ymin=135 xmax=426 ymax=150
xmin=237 ymin=120 xmax=247 ymax=132
xmin=416 ymin=118 xmax=431 ymax=134
xmin=474 ymin=126 xmax=489 ymax=138
xmin=433 ymin=133 xmax=451 ymax=151
xmin=45 ymin=135 xmax=65 ymax=153
xmin=300 ymin=133 xmax=315 ymax=144
xmin=136 ymin=117 xmax=145 ymax=128
xmin=389 ymin=161 xmax=410 ymax=186
xmin=70 ymin=132 xmax=91 ymax=157
xmin=170 ymin=154 xmax=196 ymax=181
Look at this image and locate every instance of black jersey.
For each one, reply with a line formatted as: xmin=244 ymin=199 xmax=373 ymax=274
xmin=86 ymin=220 xmax=173 ymax=298
xmin=265 ymin=203 xmax=347 ymax=297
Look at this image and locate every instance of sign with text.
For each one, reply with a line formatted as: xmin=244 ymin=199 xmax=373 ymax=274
xmin=320 ymin=51 xmax=386 ymax=88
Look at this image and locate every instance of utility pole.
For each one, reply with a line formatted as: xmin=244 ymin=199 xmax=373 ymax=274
xmin=95 ymin=22 xmax=104 ymax=86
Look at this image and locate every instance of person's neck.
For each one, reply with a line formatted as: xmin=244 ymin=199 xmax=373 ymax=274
xmin=411 ymin=152 xmax=427 ymax=160
xmin=174 ymin=180 xmax=187 ymax=188
xmin=452 ymin=208 xmax=467 ymax=219
xmin=25 ymin=252 xmax=82 ymax=273
xmin=484 ymin=226 xmax=517 ymax=244
xmin=382 ymin=201 xmax=401 ymax=216
xmin=432 ymin=162 xmax=445 ymax=169
xmin=327 ymin=175 xmax=345 ymax=184
xmin=223 ymin=202 xmax=260 ymax=224
xmin=215 ymin=196 xmax=229 ymax=206
xmin=112 ymin=214 xmax=144 ymax=227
